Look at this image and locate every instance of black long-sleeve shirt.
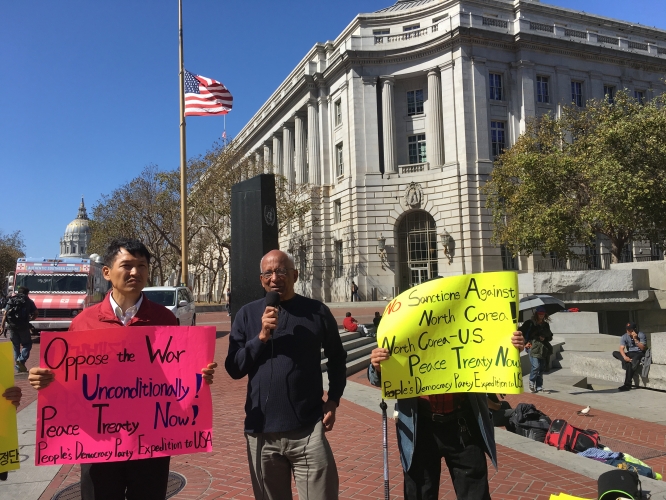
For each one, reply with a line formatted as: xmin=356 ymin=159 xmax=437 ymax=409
xmin=225 ymin=294 xmax=347 ymax=433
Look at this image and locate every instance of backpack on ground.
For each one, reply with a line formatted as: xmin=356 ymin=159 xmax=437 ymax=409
xmin=545 ymin=419 xmax=600 ymax=453
xmin=5 ymin=294 xmax=31 ymax=325
xmin=507 ymin=403 xmax=552 ymax=442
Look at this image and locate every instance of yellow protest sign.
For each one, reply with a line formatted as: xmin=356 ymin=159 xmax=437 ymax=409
xmin=377 ymin=271 xmax=523 ymax=399
xmin=549 ymin=495 xmax=594 ymax=500
xmin=0 ymin=342 xmax=20 ymax=473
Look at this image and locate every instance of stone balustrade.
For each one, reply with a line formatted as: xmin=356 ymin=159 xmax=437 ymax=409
xmin=346 ymin=12 xmax=666 ymax=57
xmin=399 ymin=162 xmax=429 ymax=175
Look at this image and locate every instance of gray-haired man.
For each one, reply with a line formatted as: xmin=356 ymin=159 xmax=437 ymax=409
xmin=225 ymin=249 xmax=347 ymax=499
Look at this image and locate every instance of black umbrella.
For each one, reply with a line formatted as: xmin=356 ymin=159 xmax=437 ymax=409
xmin=519 ymin=294 xmax=566 ymax=319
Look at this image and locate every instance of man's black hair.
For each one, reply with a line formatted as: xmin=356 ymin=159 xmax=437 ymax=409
xmin=345 ymin=312 xmax=351 ymax=317
xmin=103 ymin=238 xmax=152 ymax=267
xmin=17 ymin=286 xmax=29 ymax=295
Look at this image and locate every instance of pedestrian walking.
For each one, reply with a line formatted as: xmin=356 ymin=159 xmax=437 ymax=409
xmin=351 ymin=281 xmax=360 ymax=302
xmin=519 ymin=306 xmax=553 ymax=392
xmin=1 ymin=286 xmax=37 ymax=373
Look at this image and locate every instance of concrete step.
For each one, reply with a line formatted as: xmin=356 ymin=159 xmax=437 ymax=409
xmin=568 ymin=351 xmax=666 ymax=390
xmin=321 ymin=331 xmax=377 ymax=376
xmin=558 ymin=333 xmax=620 ymax=353
xmin=321 ymin=336 xmax=375 ymax=360
xmin=322 ymin=342 xmax=376 ymax=377
xmin=534 ymin=366 xmax=589 ymax=389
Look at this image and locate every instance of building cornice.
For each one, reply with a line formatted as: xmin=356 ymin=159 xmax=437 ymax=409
xmin=513 ymin=1 xmax=666 ymax=41
xmin=236 ymin=0 xmax=666 ymax=150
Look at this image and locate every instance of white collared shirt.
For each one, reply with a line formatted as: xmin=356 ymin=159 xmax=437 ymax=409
xmin=109 ymin=293 xmax=143 ymax=326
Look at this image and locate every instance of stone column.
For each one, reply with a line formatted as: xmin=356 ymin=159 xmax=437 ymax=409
xmin=361 ymin=76 xmax=381 ymax=174
xmin=307 ymin=98 xmax=321 ymax=185
xmin=242 ymin=156 xmax=252 ymax=181
xmin=555 ymin=66 xmax=571 ymax=117
xmin=318 ymin=92 xmax=330 ymax=185
xmin=471 ymin=57 xmax=490 ymax=164
xmin=589 ymin=71 xmax=604 ymax=101
xmin=282 ymin=124 xmax=295 ymax=188
xmin=263 ymin=144 xmax=272 ymax=173
xmin=427 ymin=69 xmax=444 ymax=168
xmin=380 ymin=76 xmax=397 ymax=174
xmin=255 ymin=151 xmax=263 ymax=174
xmin=517 ymin=61 xmax=535 ymax=134
xmin=440 ymin=60 xmax=458 ymax=166
xmin=294 ymin=113 xmax=307 ymax=184
xmin=272 ymin=135 xmax=283 ymax=177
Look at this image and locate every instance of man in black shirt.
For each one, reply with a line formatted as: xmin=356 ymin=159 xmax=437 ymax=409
xmin=225 ymin=250 xmax=347 ymax=500
xmin=1 ymin=286 xmax=37 ymax=373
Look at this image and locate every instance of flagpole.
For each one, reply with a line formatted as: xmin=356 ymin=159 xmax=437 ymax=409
xmin=178 ymin=0 xmax=188 ymax=287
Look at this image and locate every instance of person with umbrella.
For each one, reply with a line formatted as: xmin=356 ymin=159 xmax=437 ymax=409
xmin=519 ymin=306 xmax=553 ymax=393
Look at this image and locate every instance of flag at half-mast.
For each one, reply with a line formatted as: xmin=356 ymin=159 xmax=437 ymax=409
xmin=184 ymin=70 xmax=233 ymax=116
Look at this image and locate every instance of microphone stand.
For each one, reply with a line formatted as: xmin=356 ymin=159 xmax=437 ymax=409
xmin=380 ymin=399 xmax=390 ymax=500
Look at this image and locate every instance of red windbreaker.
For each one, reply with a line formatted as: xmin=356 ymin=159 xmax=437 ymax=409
xmin=68 ymin=292 xmax=178 ymax=331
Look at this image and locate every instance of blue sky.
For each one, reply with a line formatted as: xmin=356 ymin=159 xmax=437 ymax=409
xmin=2 ymin=0 xmax=664 ymax=258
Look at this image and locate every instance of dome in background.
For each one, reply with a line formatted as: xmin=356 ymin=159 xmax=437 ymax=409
xmin=60 ymin=197 xmax=92 ymax=258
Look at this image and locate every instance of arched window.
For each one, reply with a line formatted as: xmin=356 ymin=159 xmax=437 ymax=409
xmin=397 ymin=211 xmax=438 ymax=292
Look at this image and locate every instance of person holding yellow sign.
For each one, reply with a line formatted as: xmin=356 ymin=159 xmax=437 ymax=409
xmin=368 ymin=272 xmax=524 ymax=500
xmin=1 ymin=357 xmax=23 ymax=481
xmin=2 ymin=386 xmax=22 ymax=408
xmin=369 ymin=333 xmax=523 ymax=499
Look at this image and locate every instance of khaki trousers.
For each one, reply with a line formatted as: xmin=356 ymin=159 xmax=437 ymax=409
xmin=245 ymin=420 xmax=339 ymax=500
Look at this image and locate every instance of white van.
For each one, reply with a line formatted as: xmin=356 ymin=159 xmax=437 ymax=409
xmin=143 ymin=286 xmax=196 ymax=326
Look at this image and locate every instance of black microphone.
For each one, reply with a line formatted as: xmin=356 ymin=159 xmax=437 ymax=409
xmin=265 ymin=291 xmax=280 ymax=337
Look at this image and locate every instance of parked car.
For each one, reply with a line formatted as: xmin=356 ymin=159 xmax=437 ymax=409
xmin=143 ymin=286 xmax=196 ymax=326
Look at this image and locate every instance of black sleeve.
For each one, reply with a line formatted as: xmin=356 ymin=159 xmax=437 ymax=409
xmin=543 ymin=323 xmax=553 ymax=342
xmin=322 ymin=306 xmax=347 ymax=403
xmin=518 ymin=320 xmax=532 ymax=338
xmin=224 ymin=306 xmax=267 ymax=379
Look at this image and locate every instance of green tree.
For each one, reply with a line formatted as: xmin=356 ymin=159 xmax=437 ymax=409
xmin=482 ymin=90 xmax=666 ymax=264
xmin=89 ymin=164 xmax=180 ymax=285
xmin=0 ymin=230 xmax=25 ymax=290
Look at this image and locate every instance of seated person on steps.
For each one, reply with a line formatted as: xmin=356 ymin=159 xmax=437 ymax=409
xmin=342 ymin=312 xmax=371 ymax=337
xmin=613 ymin=322 xmax=647 ymax=391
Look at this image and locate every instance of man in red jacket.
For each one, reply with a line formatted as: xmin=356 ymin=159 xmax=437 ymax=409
xmin=28 ymin=238 xmax=217 ymax=500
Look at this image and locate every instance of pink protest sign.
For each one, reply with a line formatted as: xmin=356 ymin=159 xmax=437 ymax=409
xmin=35 ymin=326 xmax=215 ymax=465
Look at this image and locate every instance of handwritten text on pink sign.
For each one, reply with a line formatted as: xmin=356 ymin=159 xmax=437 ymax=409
xmin=36 ymin=326 xmax=215 ymax=465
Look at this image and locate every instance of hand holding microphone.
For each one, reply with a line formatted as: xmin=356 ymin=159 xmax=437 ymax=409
xmin=259 ymin=291 xmax=280 ymax=343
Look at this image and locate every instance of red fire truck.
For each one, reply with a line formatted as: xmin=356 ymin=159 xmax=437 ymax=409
xmin=11 ymin=256 xmax=110 ymax=331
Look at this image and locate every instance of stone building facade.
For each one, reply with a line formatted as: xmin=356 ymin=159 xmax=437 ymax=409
xmin=59 ymin=198 xmax=91 ymax=259
xmin=233 ymin=0 xmax=666 ymax=302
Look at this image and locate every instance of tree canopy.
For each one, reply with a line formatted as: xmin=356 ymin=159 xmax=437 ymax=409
xmin=0 ymin=230 xmax=25 ymax=291
xmin=89 ymin=139 xmax=317 ymax=301
xmin=482 ymin=90 xmax=666 ymax=263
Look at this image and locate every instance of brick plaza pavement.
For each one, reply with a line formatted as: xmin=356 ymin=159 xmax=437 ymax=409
xmin=6 ymin=307 xmax=665 ymax=499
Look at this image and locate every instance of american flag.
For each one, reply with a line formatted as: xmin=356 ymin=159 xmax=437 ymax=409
xmin=184 ymin=70 xmax=233 ymax=116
